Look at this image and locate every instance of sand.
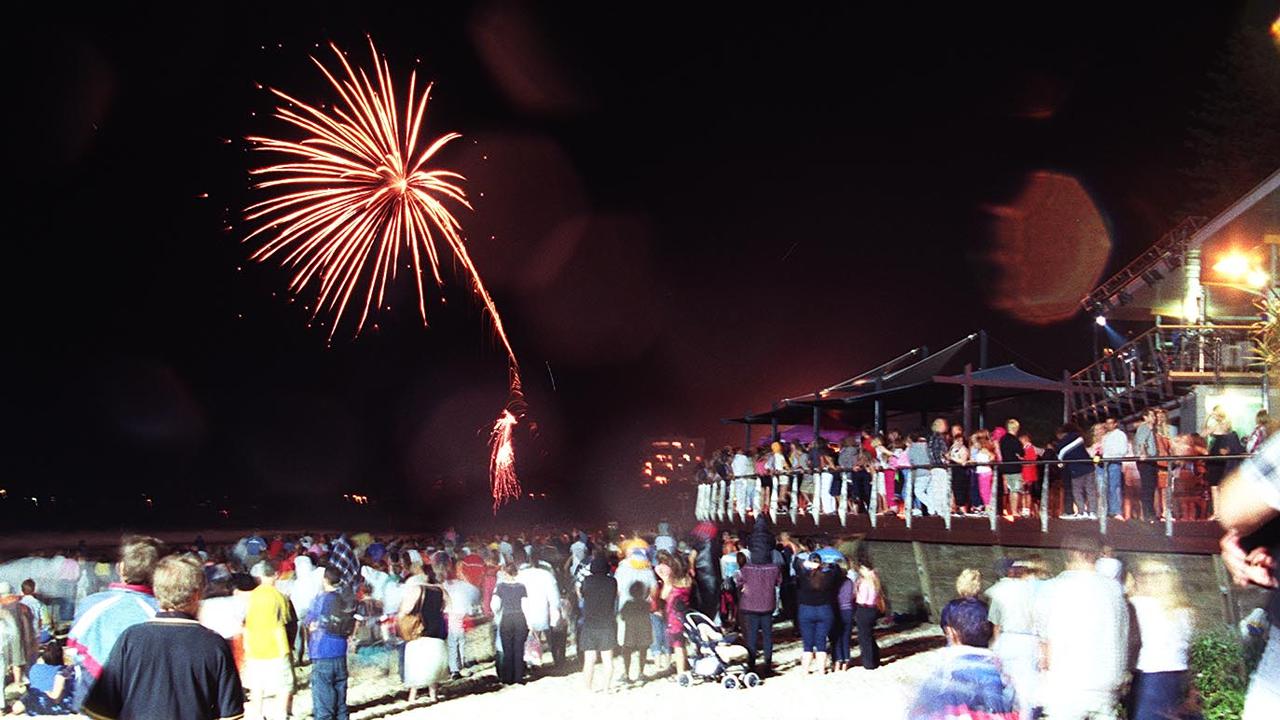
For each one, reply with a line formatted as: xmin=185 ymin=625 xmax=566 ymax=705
xmin=312 ymin=622 xmax=944 ymax=720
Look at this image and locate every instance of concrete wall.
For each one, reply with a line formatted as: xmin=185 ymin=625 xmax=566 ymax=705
xmin=863 ymin=539 xmax=1270 ymax=631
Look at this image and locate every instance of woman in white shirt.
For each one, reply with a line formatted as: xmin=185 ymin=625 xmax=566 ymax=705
xmin=1128 ymin=560 xmax=1194 ymax=720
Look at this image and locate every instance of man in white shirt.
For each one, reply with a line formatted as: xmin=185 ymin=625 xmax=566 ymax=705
xmin=731 ymin=447 xmax=757 ymax=514
xmin=1100 ymin=417 xmax=1130 ymax=519
xmin=1036 ymin=535 xmax=1129 ymax=719
xmin=516 ymin=550 xmax=561 ymax=667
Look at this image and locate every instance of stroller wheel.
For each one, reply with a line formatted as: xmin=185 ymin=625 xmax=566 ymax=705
xmin=743 ymin=672 xmax=761 ymax=688
xmin=722 ymin=675 xmax=738 ymax=690
xmin=676 ymin=672 xmax=693 ymax=688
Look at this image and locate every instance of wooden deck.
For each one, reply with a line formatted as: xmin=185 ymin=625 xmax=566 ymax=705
xmin=724 ymin=513 xmax=1224 ymax=555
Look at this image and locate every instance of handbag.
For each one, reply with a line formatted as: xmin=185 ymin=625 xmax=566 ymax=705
xmin=523 ymin=630 xmax=543 ymax=666
xmin=397 ymin=587 xmax=425 ymax=641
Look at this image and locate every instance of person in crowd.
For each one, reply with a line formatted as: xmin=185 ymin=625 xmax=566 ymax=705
xmin=10 ymin=640 xmax=75 ymax=715
xmin=872 ymin=435 xmax=895 ymax=514
xmin=578 ymin=553 xmax=618 ymax=692
xmin=287 ymin=554 xmax=322 ymax=664
xmin=719 ymin=539 xmax=742 ymax=625
xmin=1216 ymin=433 xmax=1280 ymax=719
xmin=791 ymin=441 xmax=813 ymax=512
xmin=398 ymin=563 xmax=448 ymax=704
xmin=795 ymin=552 xmax=840 ymax=675
xmin=838 ymin=436 xmax=860 ymax=513
xmin=1127 ymin=560 xmax=1194 ymax=720
xmin=731 ymin=447 xmax=757 ymax=514
xmin=1057 ymin=423 xmax=1097 ymax=518
xmin=852 ymin=549 xmax=884 ymax=670
xmin=1101 ymin=417 xmax=1131 ymax=520
xmin=954 ymin=568 xmax=982 ymax=599
xmin=242 ymin=561 xmax=296 ymax=720
xmin=198 ymin=573 xmax=253 ymax=674
xmin=738 ymin=517 xmax=781 ymax=675
xmin=618 ymin=579 xmax=653 ymax=684
xmin=1036 ymin=534 xmax=1130 ymax=720
xmin=1134 ymin=408 xmax=1161 ymax=522
xmin=327 ymin=532 xmax=360 ymax=590
xmin=655 ymin=552 xmax=693 ymax=676
xmin=910 ymin=597 xmax=1018 ymax=719
xmin=1019 ymin=432 xmax=1039 ymax=517
xmin=83 ymin=554 xmax=245 ymax=720
xmin=439 ymin=555 xmax=479 ymax=679
xmin=1247 ymin=409 xmax=1270 ymax=453
xmin=907 ymin=429 xmax=934 ymax=516
xmin=19 ymin=580 xmax=50 ymax=644
xmin=929 ymin=418 xmax=953 ymax=517
xmin=833 ymin=562 xmax=855 ymax=672
xmin=818 ymin=443 xmax=840 ymax=515
xmin=769 ymin=441 xmax=792 ymax=511
xmin=1153 ymin=409 xmax=1175 ymax=517
xmin=970 ymin=430 xmax=996 ymax=514
xmin=491 ymin=560 xmax=529 ymax=686
xmin=306 ymin=567 xmax=351 ymax=720
xmin=999 ymin=418 xmax=1026 ymax=519
xmin=0 ymin=584 xmax=28 ymax=686
xmin=1170 ymin=434 xmax=1208 ymax=520
xmin=66 ymin=535 xmax=164 ymax=710
xmin=986 ymin=560 xmax=1040 ymax=719
xmin=515 ymin=548 xmax=561 ymax=668
xmin=1204 ymin=409 xmax=1245 ymax=519
xmin=949 ymin=430 xmax=971 ymax=515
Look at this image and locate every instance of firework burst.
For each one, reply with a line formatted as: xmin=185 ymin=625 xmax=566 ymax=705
xmin=244 ymin=38 xmax=524 ymax=509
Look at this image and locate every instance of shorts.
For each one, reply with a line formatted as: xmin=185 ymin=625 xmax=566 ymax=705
xmin=242 ymin=656 xmax=294 ymax=694
xmin=1002 ymin=473 xmax=1024 ymax=493
xmin=578 ymin=624 xmax=617 ymax=653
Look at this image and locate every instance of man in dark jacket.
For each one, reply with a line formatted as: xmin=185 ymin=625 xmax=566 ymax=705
xmin=739 ymin=517 xmax=781 ymax=674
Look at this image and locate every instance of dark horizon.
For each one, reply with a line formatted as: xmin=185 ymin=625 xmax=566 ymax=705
xmin=6 ymin=1 xmax=1280 ymax=530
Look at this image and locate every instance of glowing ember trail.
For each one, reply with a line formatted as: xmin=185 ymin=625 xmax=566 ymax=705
xmin=244 ymin=38 xmax=524 ymax=510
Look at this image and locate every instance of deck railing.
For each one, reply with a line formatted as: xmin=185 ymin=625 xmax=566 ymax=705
xmin=694 ymin=454 xmax=1249 ymax=538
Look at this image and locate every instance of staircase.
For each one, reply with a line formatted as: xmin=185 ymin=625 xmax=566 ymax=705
xmin=1070 ymin=324 xmax=1258 ymax=424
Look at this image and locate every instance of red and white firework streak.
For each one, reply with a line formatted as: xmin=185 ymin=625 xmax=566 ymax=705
xmin=244 ymin=39 xmax=524 ymax=510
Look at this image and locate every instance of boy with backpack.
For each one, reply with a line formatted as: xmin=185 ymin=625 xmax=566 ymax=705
xmin=305 ymin=567 xmax=354 ymax=720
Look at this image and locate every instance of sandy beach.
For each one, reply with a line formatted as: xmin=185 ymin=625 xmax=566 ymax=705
xmin=295 ymin=621 xmax=945 ymax=720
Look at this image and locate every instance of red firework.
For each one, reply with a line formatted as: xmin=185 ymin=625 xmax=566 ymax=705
xmin=244 ymin=38 xmax=524 ymax=509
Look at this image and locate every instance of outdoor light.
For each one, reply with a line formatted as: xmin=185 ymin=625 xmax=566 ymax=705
xmin=1247 ymin=269 xmax=1270 ymax=289
xmin=1213 ymin=251 xmax=1254 ymax=281
xmin=1095 ymin=315 xmax=1108 ymax=327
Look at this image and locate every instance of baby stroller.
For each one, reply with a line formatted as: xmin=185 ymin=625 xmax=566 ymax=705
xmin=678 ymin=611 xmax=760 ymax=689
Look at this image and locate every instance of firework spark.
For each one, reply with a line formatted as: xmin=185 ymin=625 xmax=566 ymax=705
xmin=245 ymin=38 xmax=524 ymax=509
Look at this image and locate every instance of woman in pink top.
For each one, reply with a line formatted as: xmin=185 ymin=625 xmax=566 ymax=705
xmin=852 ymin=552 xmax=883 ymax=669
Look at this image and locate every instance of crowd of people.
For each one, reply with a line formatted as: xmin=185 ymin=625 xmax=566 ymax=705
xmin=0 ymin=423 xmax=1274 ymax=719
xmin=703 ymin=407 xmax=1268 ymax=523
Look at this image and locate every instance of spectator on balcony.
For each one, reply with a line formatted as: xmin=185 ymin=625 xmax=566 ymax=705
xmin=970 ymin=430 xmax=996 ymax=513
xmin=1204 ymin=408 xmax=1245 ymax=519
xmin=791 ymin=442 xmax=812 ymax=511
xmin=1154 ymin=408 xmax=1175 ymax=520
xmin=1247 ymin=410 xmax=1270 ymax=453
xmin=769 ymin=441 xmax=791 ymax=510
xmin=1135 ymin=409 xmax=1161 ymax=522
xmin=929 ymin=418 xmax=953 ymax=517
xmin=731 ymin=446 xmax=756 ymax=514
xmin=908 ymin=430 xmax=935 ymax=516
xmin=999 ymin=419 xmax=1026 ymax=519
xmin=1101 ymin=417 xmax=1130 ymax=520
xmin=1056 ymin=423 xmax=1098 ymax=518
xmin=948 ymin=429 xmax=971 ymax=515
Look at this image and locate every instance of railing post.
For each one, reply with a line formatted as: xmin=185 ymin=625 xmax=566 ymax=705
xmin=810 ymin=471 xmax=820 ymax=525
xmin=770 ymin=475 xmax=779 ymax=523
xmin=839 ymin=473 xmax=849 ymax=528
xmin=1098 ymin=462 xmax=1108 ymax=535
xmin=943 ymin=466 xmax=952 ymax=531
xmin=754 ymin=477 xmax=763 ymax=518
xmin=905 ymin=470 xmax=915 ymax=530
xmin=1040 ymin=463 xmax=1050 ymax=533
xmin=695 ymin=484 xmax=705 ymax=520
xmin=1165 ymin=463 xmax=1175 ymax=538
xmin=783 ymin=474 xmax=793 ymax=525
xmin=869 ymin=471 xmax=879 ymax=529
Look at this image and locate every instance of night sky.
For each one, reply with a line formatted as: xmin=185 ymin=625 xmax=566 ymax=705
xmin=6 ymin=2 xmax=1278 ymax=527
